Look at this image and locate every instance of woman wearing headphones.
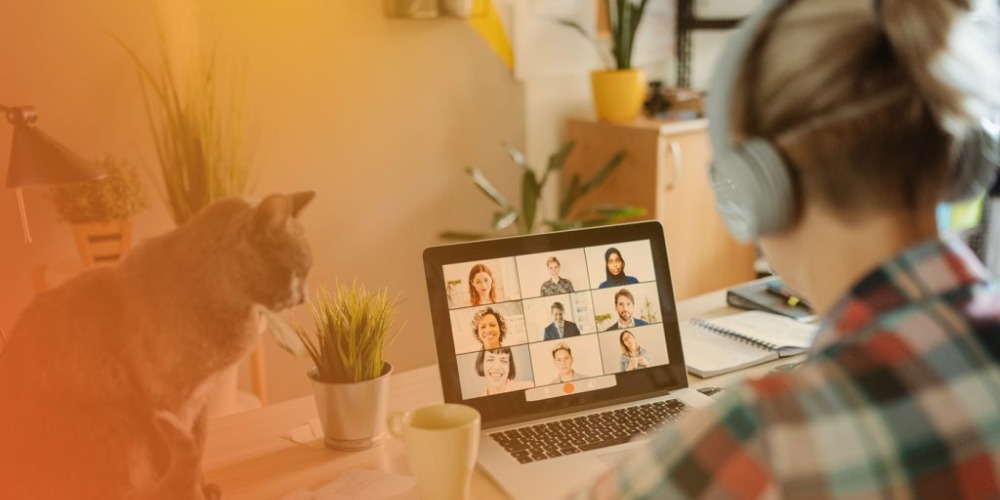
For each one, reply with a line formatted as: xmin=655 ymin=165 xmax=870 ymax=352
xmin=578 ymin=0 xmax=1000 ymax=497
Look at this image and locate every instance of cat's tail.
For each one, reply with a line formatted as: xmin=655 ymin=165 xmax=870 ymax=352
xmin=132 ymin=411 xmax=221 ymax=500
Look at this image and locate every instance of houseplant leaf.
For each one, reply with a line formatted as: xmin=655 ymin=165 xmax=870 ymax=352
xmin=555 ymin=20 xmax=615 ymax=69
xmin=520 ymin=170 xmax=539 ymax=234
xmin=559 ymin=173 xmax=583 ymax=219
xmin=467 ymin=167 xmax=510 ymax=208
xmin=501 ymin=142 xmax=530 ymax=172
xmin=540 ymin=140 xmax=575 ymax=187
xmin=580 ymin=150 xmax=626 ymax=195
xmin=493 ymin=209 xmax=519 ymax=231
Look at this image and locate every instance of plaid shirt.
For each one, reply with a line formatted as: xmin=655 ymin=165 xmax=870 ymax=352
xmin=576 ymin=237 xmax=1000 ymax=498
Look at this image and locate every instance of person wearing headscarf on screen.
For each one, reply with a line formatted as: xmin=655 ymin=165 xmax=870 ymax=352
xmin=597 ymin=247 xmax=639 ymax=288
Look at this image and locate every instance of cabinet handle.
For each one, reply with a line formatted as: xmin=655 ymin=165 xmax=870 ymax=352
xmin=666 ymin=140 xmax=682 ymax=189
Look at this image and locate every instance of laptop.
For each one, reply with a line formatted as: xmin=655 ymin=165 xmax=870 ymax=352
xmin=422 ymin=221 xmax=715 ymax=499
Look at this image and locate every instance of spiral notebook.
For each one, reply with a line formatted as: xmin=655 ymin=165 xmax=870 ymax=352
xmin=680 ymin=310 xmax=819 ymax=378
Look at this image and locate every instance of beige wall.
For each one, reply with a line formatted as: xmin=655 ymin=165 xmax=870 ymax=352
xmin=0 ymin=0 xmax=524 ymax=403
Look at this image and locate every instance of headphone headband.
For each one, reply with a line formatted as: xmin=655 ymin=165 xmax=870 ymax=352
xmin=706 ymin=0 xmax=788 ymax=157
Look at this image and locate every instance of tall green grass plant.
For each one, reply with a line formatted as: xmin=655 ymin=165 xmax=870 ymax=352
xmin=296 ymin=282 xmax=401 ymax=384
xmin=117 ymin=30 xmax=252 ymax=226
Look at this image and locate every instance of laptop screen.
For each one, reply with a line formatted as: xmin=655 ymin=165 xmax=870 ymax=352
xmin=423 ymin=221 xmax=689 ymax=427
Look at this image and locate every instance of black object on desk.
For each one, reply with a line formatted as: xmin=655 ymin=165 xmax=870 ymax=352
xmin=727 ymin=276 xmax=816 ymax=322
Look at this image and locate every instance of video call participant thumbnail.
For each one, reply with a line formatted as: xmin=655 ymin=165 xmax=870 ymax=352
xmin=540 ymin=256 xmax=575 ymax=296
xmin=543 ymin=301 xmax=580 ymax=340
xmin=476 ymin=347 xmax=532 ymax=396
xmin=605 ymin=288 xmax=649 ymax=331
xmin=471 ymin=306 xmax=507 ymax=350
xmin=549 ymin=342 xmax=589 ymax=384
xmin=598 ymin=247 xmax=639 ymax=288
xmin=468 ymin=263 xmax=498 ymax=306
xmin=618 ymin=330 xmax=649 ymax=372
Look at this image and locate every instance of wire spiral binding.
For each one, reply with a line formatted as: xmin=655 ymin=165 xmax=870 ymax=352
xmin=690 ymin=318 xmax=778 ymax=352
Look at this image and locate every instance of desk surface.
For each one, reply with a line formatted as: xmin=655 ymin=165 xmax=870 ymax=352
xmin=203 ymin=284 xmax=803 ymax=499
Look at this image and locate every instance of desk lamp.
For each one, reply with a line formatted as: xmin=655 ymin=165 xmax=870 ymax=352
xmin=1 ymin=104 xmax=103 ymax=243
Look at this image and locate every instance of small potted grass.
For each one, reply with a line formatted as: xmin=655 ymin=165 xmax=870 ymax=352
xmin=293 ymin=280 xmax=401 ymax=451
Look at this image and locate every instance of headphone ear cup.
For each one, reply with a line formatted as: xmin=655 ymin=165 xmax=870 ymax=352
xmin=709 ymin=139 xmax=795 ymax=241
xmin=946 ymin=126 xmax=1000 ymax=201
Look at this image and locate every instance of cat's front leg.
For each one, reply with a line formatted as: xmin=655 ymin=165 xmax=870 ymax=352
xmin=142 ymin=411 xmax=215 ymax=500
xmin=202 ymin=481 xmax=223 ymax=500
xmin=191 ymin=403 xmax=225 ymax=500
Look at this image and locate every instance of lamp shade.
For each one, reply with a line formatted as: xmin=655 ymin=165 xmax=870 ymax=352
xmin=5 ymin=123 xmax=101 ymax=188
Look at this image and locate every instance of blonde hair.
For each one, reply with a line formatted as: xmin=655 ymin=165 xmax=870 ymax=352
xmin=732 ymin=0 xmax=999 ymax=221
xmin=551 ymin=342 xmax=572 ymax=358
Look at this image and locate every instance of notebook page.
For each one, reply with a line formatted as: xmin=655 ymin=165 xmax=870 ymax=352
xmin=680 ymin=322 xmax=779 ymax=378
xmin=704 ymin=311 xmax=818 ymax=352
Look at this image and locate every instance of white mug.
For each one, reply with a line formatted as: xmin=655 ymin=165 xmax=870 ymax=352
xmin=387 ymin=404 xmax=481 ymax=500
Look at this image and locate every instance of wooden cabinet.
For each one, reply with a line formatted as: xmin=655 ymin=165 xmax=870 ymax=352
xmin=562 ymin=118 xmax=756 ymax=300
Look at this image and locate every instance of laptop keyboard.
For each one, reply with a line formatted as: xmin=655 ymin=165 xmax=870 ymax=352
xmin=488 ymin=399 xmax=690 ymax=464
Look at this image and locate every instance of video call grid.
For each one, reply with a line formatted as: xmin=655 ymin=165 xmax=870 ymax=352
xmin=441 ymin=241 xmax=674 ymax=398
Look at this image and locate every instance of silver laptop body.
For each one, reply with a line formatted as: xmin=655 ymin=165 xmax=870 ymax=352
xmin=423 ymin=222 xmax=713 ymax=499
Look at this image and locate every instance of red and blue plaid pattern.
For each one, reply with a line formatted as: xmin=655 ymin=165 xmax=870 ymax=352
xmin=575 ymin=238 xmax=1000 ymax=498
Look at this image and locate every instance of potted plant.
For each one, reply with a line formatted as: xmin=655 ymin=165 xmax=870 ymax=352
xmin=562 ymin=0 xmax=651 ymax=122
xmin=48 ymin=156 xmax=147 ymax=267
xmin=292 ymin=281 xmax=401 ymax=451
xmin=116 ymin=31 xmax=252 ymax=227
xmin=116 ymin=26 xmax=255 ymax=415
xmin=440 ymin=141 xmax=646 ymax=240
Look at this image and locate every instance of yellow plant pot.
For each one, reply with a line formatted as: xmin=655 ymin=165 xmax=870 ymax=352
xmin=590 ymin=69 xmax=647 ymax=123
xmin=71 ymin=219 xmax=133 ymax=267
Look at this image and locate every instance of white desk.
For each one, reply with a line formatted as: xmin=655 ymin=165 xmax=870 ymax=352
xmin=203 ymin=286 xmax=804 ymax=499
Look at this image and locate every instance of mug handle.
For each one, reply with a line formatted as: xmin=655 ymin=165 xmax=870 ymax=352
xmin=386 ymin=411 xmax=405 ymax=438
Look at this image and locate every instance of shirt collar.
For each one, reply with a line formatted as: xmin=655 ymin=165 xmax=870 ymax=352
xmin=810 ymin=236 xmax=992 ymax=354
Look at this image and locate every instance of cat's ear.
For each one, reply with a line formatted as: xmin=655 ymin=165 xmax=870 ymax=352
xmin=250 ymin=194 xmax=294 ymax=238
xmin=289 ymin=191 xmax=316 ymax=218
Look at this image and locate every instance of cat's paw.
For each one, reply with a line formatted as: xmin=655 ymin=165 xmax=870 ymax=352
xmin=202 ymin=482 xmax=223 ymax=500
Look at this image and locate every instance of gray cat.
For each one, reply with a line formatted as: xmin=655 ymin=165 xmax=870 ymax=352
xmin=0 ymin=192 xmax=315 ymax=499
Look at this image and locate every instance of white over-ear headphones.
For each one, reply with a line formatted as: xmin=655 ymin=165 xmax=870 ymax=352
xmin=706 ymin=0 xmax=999 ymax=242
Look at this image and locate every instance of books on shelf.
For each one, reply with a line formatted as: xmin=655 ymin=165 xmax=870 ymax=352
xmin=726 ymin=276 xmax=816 ymax=322
xmin=680 ymin=310 xmax=819 ymax=378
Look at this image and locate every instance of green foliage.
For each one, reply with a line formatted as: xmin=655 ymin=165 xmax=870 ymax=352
xmin=559 ymin=0 xmax=651 ymax=70
xmin=294 ymin=281 xmax=401 ymax=384
xmin=594 ymin=312 xmax=614 ymax=329
xmin=440 ymin=141 xmax=646 ymax=240
xmin=48 ymin=156 xmax=147 ymax=224
xmin=115 ymin=33 xmax=252 ymax=226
